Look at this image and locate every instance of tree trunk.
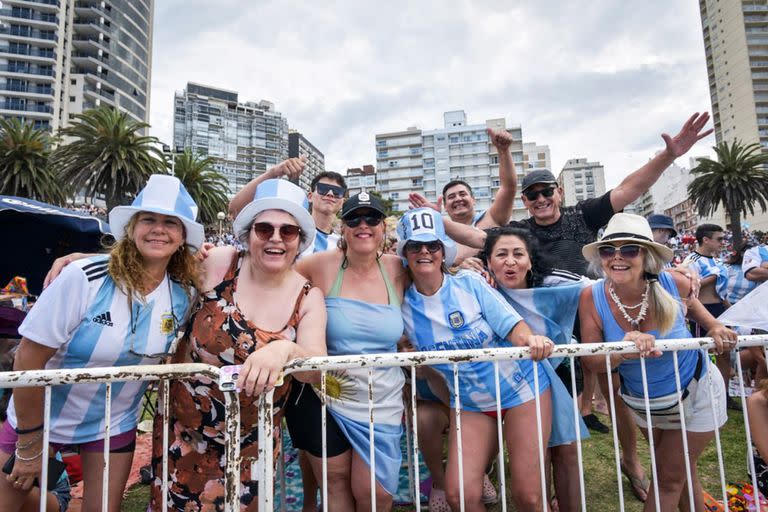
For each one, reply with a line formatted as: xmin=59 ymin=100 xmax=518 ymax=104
xmin=729 ymin=207 xmax=743 ymax=250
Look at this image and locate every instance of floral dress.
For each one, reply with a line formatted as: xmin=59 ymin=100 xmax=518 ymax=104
xmin=150 ymin=252 xmax=311 ymax=511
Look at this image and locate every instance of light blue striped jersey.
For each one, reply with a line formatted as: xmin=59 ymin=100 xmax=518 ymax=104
xmin=683 ymin=251 xmax=728 ymax=300
xmin=9 ymin=255 xmax=190 ymax=445
xmin=300 ymin=228 xmax=340 ymax=258
xmin=743 ymin=245 xmax=768 ymax=277
xmin=725 ymin=263 xmax=756 ymax=304
xmin=401 ymin=270 xmax=549 ymax=411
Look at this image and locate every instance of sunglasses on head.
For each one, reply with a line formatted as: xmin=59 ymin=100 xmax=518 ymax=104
xmin=251 ymin=222 xmax=302 ymax=242
xmin=523 ymin=186 xmax=556 ymax=201
xmin=404 ymin=240 xmax=443 ymax=254
xmin=315 ymin=182 xmax=346 ymax=198
xmin=344 ymin=214 xmax=384 ymax=228
xmin=598 ymin=244 xmax=642 ymax=260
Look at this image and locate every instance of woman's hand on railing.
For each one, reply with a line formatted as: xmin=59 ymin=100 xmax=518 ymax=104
xmin=622 ymin=331 xmax=662 ymax=359
xmin=237 ymin=340 xmax=294 ymax=397
xmin=705 ymin=324 xmax=738 ymax=355
xmin=523 ymin=335 xmax=555 ymax=361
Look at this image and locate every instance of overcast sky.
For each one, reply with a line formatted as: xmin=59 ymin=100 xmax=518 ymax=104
xmin=149 ymin=0 xmax=715 ymax=189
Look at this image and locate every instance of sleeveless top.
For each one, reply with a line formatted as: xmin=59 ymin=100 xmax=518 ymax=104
xmin=592 ymin=272 xmax=702 ymax=398
xmin=316 ymin=257 xmax=405 ymax=496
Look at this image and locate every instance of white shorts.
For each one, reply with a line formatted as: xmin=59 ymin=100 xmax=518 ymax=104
xmin=633 ymin=361 xmax=728 ymax=432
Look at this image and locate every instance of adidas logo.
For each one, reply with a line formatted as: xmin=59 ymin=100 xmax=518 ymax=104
xmin=92 ymin=312 xmax=114 ymax=327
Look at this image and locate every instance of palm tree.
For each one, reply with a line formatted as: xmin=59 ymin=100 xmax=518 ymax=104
xmin=688 ymin=140 xmax=768 ymax=248
xmin=0 ymin=118 xmax=66 ymax=204
xmin=171 ymin=149 xmax=229 ymax=224
xmin=51 ymin=107 xmax=166 ymax=210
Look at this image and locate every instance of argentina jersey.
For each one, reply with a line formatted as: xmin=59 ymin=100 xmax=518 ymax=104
xmin=684 ymin=252 xmax=728 ymax=300
xmin=300 ymin=228 xmax=340 ymax=258
xmin=743 ymin=245 xmax=768 ymax=277
xmin=401 ymin=270 xmax=549 ymax=411
xmin=726 ymin=263 xmax=756 ymax=304
xmin=10 ymin=255 xmax=190 ymax=445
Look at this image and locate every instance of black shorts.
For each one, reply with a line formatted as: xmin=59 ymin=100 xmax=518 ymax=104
xmin=689 ymin=303 xmax=727 ymax=337
xmin=555 ymin=356 xmax=584 ymax=396
xmin=284 ymin=382 xmax=351 ymax=458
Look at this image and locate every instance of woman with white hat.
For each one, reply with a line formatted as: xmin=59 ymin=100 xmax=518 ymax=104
xmin=1 ymin=175 xmax=203 ymax=512
xmin=148 ymin=178 xmax=326 ymax=511
xmin=399 ymin=208 xmax=555 ymax=512
xmin=579 ymin=212 xmax=737 ymax=512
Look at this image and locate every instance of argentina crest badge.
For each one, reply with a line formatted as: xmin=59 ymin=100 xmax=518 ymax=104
xmin=448 ymin=311 xmax=465 ymax=329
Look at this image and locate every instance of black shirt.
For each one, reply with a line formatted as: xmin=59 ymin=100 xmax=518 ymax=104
xmin=514 ymin=191 xmax=615 ymax=276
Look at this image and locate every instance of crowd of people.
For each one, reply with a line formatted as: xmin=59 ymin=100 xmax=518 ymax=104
xmin=1 ymin=111 xmax=767 ymax=512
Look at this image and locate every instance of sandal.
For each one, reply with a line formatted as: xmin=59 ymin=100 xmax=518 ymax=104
xmin=428 ymin=486 xmax=450 ymax=512
xmin=620 ymin=461 xmax=650 ymax=503
xmin=481 ymin=473 xmax=498 ymax=504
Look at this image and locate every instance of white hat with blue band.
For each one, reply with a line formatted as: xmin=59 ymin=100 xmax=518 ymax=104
xmin=397 ymin=208 xmax=457 ymax=266
xmin=233 ymin=178 xmax=316 ymax=254
xmin=109 ymin=174 xmax=205 ymax=249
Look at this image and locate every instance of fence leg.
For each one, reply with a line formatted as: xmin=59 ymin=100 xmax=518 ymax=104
xmin=223 ymin=389 xmax=241 ymax=512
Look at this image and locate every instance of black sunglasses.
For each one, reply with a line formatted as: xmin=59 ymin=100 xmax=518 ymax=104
xmin=345 ymin=214 xmax=384 ymax=228
xmin=598 ymin=244 xmax=642 ymax=260
xmin=523 ymin=186 xmax=556 ymax=201
xmin=251 ymin=222 xmax=302 ymax=242
xmin=315 ymin=182 xmax=346 ymax=198
xmin=404 ymin=240 xmax=443 ymax=254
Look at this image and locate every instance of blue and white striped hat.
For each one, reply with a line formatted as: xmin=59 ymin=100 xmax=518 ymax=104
xmin=233 ymin=178 xmax=316 ymax=253
xmin=108 ymin=174 xmax=205 ymax=249
xmin=397 ymin=208 xmax=457 ymax=266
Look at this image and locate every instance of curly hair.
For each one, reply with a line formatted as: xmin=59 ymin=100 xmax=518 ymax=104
xmin=479 ymin=226 xmax=554 ymax=288
xmin=107 ymin=214 xmax=202 ymax=301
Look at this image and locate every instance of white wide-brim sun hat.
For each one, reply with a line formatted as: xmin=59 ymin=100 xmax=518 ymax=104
xmin=396 ymin=208 xmax=458 ymax=267
xmin=582 ymin=212 xmax=675 ymax=263
xmin=109 ymin=174 xmax=205 ymax=249
xmin=232 ymin=178 xmax=316 ymax=254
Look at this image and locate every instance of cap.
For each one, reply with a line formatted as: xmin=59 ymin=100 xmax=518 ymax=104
xmin=341 ymin=190 xmax=387 ymax=219
xmin=521 ymin=170 xmax=558 ymax=192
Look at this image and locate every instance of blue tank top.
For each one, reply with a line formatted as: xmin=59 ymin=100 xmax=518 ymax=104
xmin=592 ymin=272 xmax=703 ymax=397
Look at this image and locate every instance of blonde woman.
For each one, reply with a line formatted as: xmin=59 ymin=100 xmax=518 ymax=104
xmin=0 ymin=176 xmax=203 ymax=512
xmin=579 ymin=213 xmax=736 ymax=512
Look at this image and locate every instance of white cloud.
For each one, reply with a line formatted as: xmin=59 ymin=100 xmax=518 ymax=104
xmin=149 ymin=0 xmax=716 ymax=190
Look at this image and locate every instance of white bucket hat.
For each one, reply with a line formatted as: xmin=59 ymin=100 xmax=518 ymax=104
xmin=582 ymin=213 xmax=674 ymax=263
xmin=109 ymin=174 xmax=205 ymax=249
xmin=232 ymin=178 xmax=316 ymax=254
xmin=396 ymin=208 xmax=458 ymax=267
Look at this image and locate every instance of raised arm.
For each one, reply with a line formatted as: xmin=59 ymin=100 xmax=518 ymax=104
xmin=610 ymin=113 xmax=713 ymax=212
xmin=229 ymin=157 xmax=306 ymax=217
xmin=409 ymin=192 xmax=488 ymax=249
xmin=478 ymin=128 xmax=516 ymax=228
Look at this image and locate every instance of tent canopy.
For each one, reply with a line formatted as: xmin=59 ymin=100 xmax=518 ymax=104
xmin=0 ymin=196 xmax=111 ymax=295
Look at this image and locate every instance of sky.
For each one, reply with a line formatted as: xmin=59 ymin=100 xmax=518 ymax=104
xmin=149 ymin=0 xmax=715 ymax=189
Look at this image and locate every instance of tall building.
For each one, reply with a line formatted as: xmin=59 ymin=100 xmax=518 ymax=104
xmin=699 ymin=0 xmax=768 ymax=231
xmin=173 ymin=82 xmax=289 ymax=195
xmin=375 ymin=111 xmax=523 ymax=214
xmin=288 ymin=130 xmax=325 ymax=192
xmin=557 ymin=158 xmax=606 ymax=207
xmin=0 ymin=0 xmax=154 ymax=131
xmin=346 ymin=165 xmax=375 ymax=197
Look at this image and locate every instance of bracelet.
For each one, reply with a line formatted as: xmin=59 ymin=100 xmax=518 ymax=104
xmin=13 ymin=423 xmax=43 ymax=435
xmin=15 ymin=431 xmax=43 ymax=450
xmin=14 ymin=447 xmax=42 ymax=462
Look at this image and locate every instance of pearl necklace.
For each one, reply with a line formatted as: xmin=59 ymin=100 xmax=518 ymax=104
xmin=608 ymin=281 xmax=650 ymax=330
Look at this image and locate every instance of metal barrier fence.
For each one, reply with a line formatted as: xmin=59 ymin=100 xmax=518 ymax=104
xmin=0 ymin=336 xmax=767 ymax=511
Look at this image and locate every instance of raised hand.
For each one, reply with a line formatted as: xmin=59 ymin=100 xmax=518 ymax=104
xmin=266 ymin=156 xmax=306 ymax=181
xmin=408 ymin=192 xmax=443 ymax=212
xmin=486 ymin=127 xmax=513 ymax=152
xmin=661 ymin=112 xmax=714 ymax=158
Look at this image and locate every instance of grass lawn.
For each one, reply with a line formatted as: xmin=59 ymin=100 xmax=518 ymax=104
xmin=120 ymin=410 xmax=752 ymax=511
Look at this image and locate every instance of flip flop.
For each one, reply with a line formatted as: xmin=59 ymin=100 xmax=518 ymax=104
xmin=620 ymin=461 xmax=650 ymax=503
xmin=481 ymin=473 xmax=498 ymax=504
xmin=428 ymin=486 xmax=451 ymax=512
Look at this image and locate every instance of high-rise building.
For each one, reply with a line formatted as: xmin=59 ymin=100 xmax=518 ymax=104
xmin=288 ymin=130 xmax=325 ymax=192
xmin=173 ymin=82 xmax=289 ymax=195
xmin=699 ymin=0 xmax=768 ymax=231
xmin=375 ymin=111 xmax=523 ymax=214
xmin=346 ymin=165 xmax=375 ymax=197
xmin=557 ymin=158 xmax=606 ymax=207
xmin=0 ymin=0 xmax=154 ymax=131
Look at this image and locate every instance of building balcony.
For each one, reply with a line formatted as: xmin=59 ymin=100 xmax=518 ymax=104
xmin=74 ymin=4 xmax=114 ymax=23
xmin=0 ymin=8 xmax=57 ymax=29
xmin=72 ymin=21 xmax=112 ymax=38
xmin=0 ymin=64 xmax=55 ymax=80
xmin=0 ymin=26 xmax=57 ymax=45
xmin=0 ymin=83 xmax=53 ymax=97
xmin=0 ymin=102 xmax=52 ymax=116
xmin=0 ymin=46 xmax=56 ymax=62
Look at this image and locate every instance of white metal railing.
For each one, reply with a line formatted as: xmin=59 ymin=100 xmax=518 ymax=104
xmin=1 ymin=336 xmax=767 ymax=511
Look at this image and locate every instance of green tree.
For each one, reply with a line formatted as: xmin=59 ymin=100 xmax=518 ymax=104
xmin=171 ymin=149 xmax=229 ymax=224
xmin=51 ymin=107 xmax=166 ymax=210
xmin=0 ymin=118 xmax=66 ymax=204
xmin=688 ymin=140 xmax=768 ymax=248
xmin=369 ymin=190 xmax=398 ymax=217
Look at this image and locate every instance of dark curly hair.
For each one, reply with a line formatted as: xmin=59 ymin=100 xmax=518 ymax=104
xmin=479 ymin=225 xmax=554 ymax=288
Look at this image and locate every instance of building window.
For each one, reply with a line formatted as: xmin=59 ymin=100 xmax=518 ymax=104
xmin=69 ymin=96 xmax=75 ymax=102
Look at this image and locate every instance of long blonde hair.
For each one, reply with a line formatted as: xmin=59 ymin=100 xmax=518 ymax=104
xmin=107 ymin=214 xmax=202 ymax=301
xmin=588 ymin=245 xmax=681 ymax=335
